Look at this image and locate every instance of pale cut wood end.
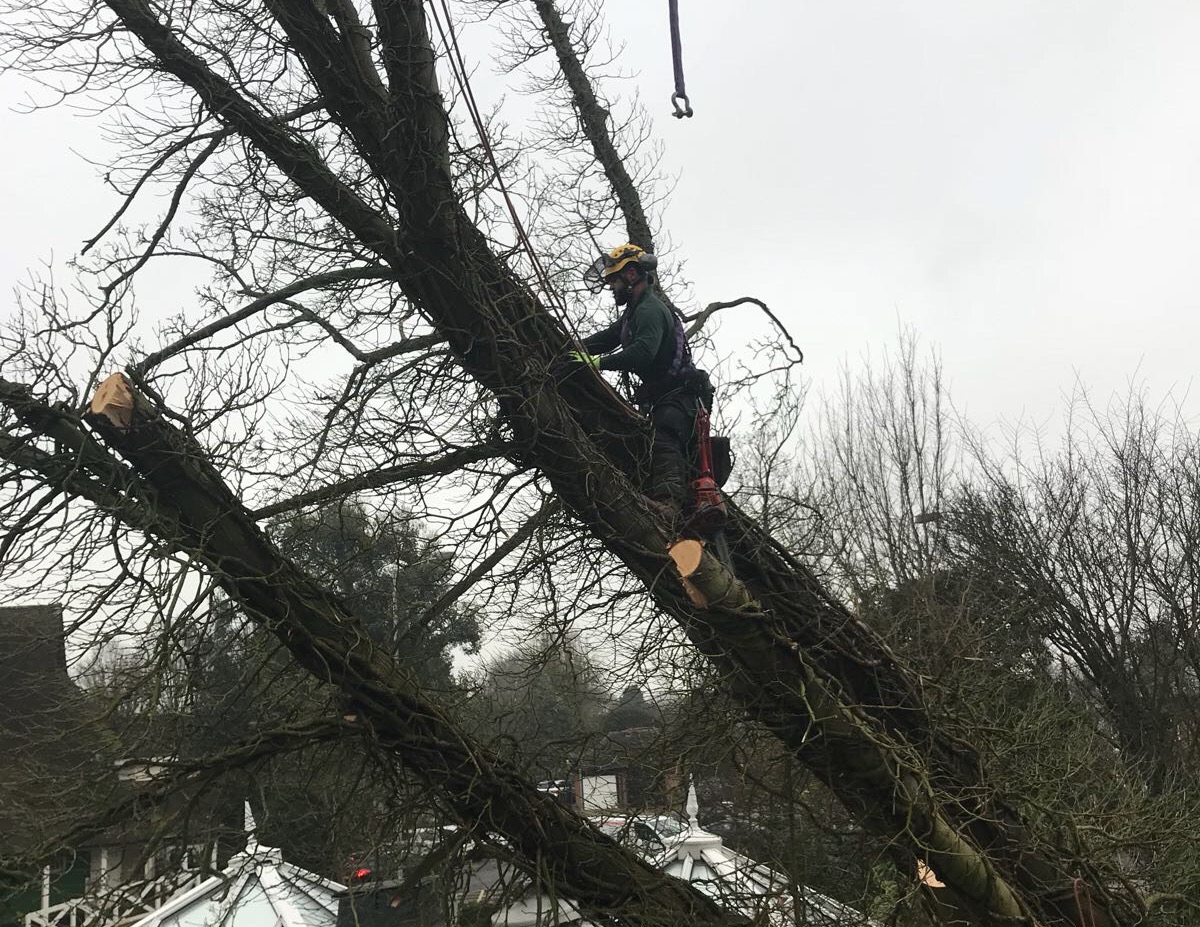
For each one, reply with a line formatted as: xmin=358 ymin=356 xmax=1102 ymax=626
xmin=917 ymin=860 xmax=945 ymax=888
xmin=90 ymin=373 xmax=136 ymax=428
xmin=668 ymin=540 xmax=709 ymax=607
xmin=668 ymin=538 xmax=704 ymax=578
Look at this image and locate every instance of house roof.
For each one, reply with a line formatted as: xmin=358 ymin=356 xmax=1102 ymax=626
xmin=491 ymin=893 xmax=587 ymax=927
xmin=126 ymin=807 xmax=345 ymax=927
xmin=0 ymin=604 xmax=77 ymax=742
xmin=0 ymin=605 xmax=121 ymax=856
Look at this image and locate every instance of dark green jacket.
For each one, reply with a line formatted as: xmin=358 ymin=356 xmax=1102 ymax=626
xmin=582 ymin=290 xmax=676 ymax=386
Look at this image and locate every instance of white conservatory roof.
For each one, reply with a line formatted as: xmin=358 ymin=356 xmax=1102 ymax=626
xmin=653 ymin=785 xmax=875 ymax=927
xmin=126 ymin=808 xmax=345 ymax=927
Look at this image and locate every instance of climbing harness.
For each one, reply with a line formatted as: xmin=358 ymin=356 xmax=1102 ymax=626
xmin=668 ymin=0 xmax=693 ymax=118
xmin=619 ymin=294 xmax=694 ymax=385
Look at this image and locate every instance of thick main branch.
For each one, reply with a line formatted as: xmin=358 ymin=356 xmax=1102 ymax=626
xmin=83 ymin=2 xmax=1134 ymax=922
xmin=76 ymin=373 xmax=739 ymax=927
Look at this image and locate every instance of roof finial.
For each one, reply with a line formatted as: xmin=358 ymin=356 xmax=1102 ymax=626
xmin=244 ymin=801 xmax=258 ymax=851
xmin=686 ymin=777 xmax=700 ymax=830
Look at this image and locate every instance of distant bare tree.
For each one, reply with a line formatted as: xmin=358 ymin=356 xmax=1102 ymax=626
xmin=954 ymin=390 xmax=1200 ymax=795
xmin=739 ymin=330 xmax=953 ymax=598
xmin=740 ymin=341 xmax=1200 ymax=922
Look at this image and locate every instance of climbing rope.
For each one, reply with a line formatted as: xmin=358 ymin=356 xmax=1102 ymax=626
xmin=1072 ymin=878 xmax=1099 ymax=927
xmin=668 ymin=0 xmax=693 ymax=118
xmin=427 ymin=0 xmax=573 ymax=325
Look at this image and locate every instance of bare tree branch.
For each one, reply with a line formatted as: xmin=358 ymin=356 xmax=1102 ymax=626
xmin=684 ymin=296 xmax=804 ymax=363
xmin=75 ymin=372 xmax=741 ymax=927
xmin=532 ymin=0 xmax=653 ymax=252
xmin=131 ymin=266 xmax=394 ymax=375
xmin=410 ymin=497 xmax=562 ymax=634
xmin=2 ymin=717 xmax=364 ymax=889
xmin=251 ymin=443 xmax=509 ymax=520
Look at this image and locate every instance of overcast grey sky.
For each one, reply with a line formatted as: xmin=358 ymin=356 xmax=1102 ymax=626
xmin=4 ymin=0 xmax=1200 ymax=432
xmin=615 ymin=0 xmax=1200 ymax=428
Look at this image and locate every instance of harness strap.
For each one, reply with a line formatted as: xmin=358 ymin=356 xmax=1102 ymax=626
xmin=619 ymin=293 xmax=695 ymax=382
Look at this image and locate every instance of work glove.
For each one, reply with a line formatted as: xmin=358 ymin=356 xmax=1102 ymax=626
xmin=567 ymin=351 xmax=601 ymax=370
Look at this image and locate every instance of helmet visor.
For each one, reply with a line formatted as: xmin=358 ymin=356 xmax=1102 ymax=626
xmin=582 ymin=254 xmax=610 ymax=294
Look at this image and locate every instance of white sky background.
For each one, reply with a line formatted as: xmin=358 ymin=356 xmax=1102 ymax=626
xmin=4 ymin=0 xmax=1200 ymax=432
xmin=614 ymin=0 xmax=1200 ymax=429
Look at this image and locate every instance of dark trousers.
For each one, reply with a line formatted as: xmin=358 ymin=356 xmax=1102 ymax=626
xmin=645 ymin=392 xmax=699 ymax=512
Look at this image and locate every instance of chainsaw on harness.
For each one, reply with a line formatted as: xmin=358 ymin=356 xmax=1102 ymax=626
xmin=666 ymin=401 xmax=735 ymax=592
xmin=689 ymin=402 xmax=727 ymax=536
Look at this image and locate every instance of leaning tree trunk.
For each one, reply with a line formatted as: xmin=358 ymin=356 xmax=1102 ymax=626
xmin=0 ymin=374 xmax=738 ymax=927
xmin=529 ymin=4 xmax=1119 ymax=921
xmin=3 ymin=0 xmax=1139 ymax=923
xmin=85 ymin=368 xmax=1037 ymax=924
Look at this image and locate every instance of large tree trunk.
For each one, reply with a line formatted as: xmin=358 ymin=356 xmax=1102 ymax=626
xmin=70 ymin=373 xmax=739 ymax=927
xmin=1 ymin=0 xmax=1138 ymax=922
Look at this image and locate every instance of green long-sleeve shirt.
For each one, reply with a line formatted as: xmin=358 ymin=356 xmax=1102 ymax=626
xmin=581 ymin=290 xmax=675 ymax=385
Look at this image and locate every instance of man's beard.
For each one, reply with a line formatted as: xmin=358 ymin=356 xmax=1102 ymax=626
xmin=612 ymin=286 xmax=630 ymax=306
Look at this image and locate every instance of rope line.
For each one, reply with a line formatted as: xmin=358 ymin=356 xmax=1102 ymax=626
xmin=1073 ymin=878 xmax=1099 ymax=927
xmin=427 ymin=1 xmax=574 ymax=327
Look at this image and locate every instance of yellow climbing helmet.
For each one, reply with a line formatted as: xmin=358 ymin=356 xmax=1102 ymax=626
xmin=583 ymin=243 xmax=658 ymax=293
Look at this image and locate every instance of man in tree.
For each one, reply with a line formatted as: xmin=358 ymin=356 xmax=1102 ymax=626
xmin=0 ymin=0 xmax=1145 ymax=916
xmin=573 ymin=244 xmax=713 ymax=525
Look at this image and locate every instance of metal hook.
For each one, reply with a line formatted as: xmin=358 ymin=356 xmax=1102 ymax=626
xmin=671 ymin=92 xmax=693 ymax=119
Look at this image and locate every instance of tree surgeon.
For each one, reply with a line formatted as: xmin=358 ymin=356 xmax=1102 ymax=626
xmin=573 ymin=244 xmax=714 ymax=530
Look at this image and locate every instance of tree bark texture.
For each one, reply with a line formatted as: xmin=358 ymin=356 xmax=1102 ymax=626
xmin=78 ymin=373 xmax=741 ymax=927
xmin=10 ymin=0 xmax=1136 ymax=923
